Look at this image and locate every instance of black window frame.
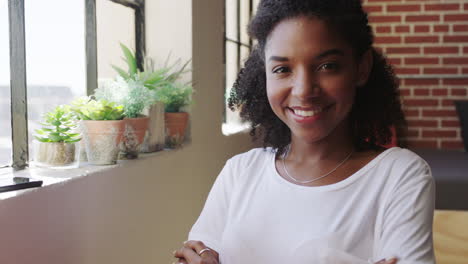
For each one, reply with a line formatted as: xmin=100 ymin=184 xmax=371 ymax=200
xmin=6 ymin=0 xmax=146 ymax=170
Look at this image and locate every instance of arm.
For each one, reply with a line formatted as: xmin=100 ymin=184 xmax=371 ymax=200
xmin=375 ymin=158 xmax=435 ymax=264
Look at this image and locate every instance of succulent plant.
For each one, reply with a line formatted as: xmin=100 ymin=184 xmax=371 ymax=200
xmin=70 ymin=97 xmax=125 ymax=121
xmin=34 ymin=105 xmax=81 ymax=143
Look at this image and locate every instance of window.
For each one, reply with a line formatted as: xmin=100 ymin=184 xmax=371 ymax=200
xmin=0 ymin=0 xmax=145 ymax=171
xmin=0 ymin=0 xmax=12 ymax=167
xmin=223 ymin=0 xmax=259 ymax=135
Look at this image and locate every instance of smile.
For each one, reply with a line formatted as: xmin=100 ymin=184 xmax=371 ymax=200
xmin=291 ymin=108 xmax=323 ymax=117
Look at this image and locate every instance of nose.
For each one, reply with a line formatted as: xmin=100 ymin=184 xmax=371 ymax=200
xmin=291 ymin=68 xmax=321 ymax=100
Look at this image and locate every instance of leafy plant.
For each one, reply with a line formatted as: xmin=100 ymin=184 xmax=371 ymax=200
xmin=70 ymin=97 xmax=125 ymax=120
xmin=34 ymin=105 xmax=81 ymax=143
xmin=94 ymin=76 xmax=153 ymax=118
xmin=153 ymin=82 xmax=193 ymax=112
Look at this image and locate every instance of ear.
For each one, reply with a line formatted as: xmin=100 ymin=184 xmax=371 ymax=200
xmin=356 ymin=49 xmax=373 ymax=87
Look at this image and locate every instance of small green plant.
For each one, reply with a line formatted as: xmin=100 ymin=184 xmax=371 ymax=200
xmin=34 ymin=105 xmax=81 ymax=143
xmin=70 ymin=97 xmax=125 ymax=120
xmin=153 ymin=82 xmax=193 ymax=112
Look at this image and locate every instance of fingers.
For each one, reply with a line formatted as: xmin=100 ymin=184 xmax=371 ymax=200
xmin=174 ymin=245 xmax=200 ymax=263
xmin=173 ymin=258 xmax=187 ymax=264
xmin=184 ymin=240 xmax=211 ymax=256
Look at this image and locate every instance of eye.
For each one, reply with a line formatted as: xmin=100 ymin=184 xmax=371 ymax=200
xmin=318 ymin=62 xmax=339 ymax=72
xmin=272 ymin=66 xmax=291 ymax=74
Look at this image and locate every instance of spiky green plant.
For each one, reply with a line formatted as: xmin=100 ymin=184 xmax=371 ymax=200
xmin=34 ymin=105 xmax=81 ymax=143
xmin=153 ymin=82 xmax=193 ymax=113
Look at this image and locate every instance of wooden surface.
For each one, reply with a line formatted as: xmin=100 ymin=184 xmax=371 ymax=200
xmin=434 ymin=210 xmax=468 ymax=264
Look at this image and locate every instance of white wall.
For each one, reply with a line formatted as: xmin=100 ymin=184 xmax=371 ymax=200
xmin=0 ymin=1 xmax=254 ymax=263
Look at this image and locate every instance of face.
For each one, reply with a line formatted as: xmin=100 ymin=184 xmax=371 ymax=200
xmin=264 ymin=16 xmax=371 ymax=145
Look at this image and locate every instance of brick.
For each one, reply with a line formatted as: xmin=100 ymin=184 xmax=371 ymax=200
xmin=444 ymin=14 xmax=468 ymax=22
xmin=395 ymin=26 xmax=410 ymax=33
xmin=415 ymin=25 xmax=430 ymax=33
xmin=422 ymin=130 xmax=457 ymax=138
xmin=441 ymin=141 xmax=464 ymax=150
xmin=432 ymin=89 xmax=448 ymax=96
xmin=405 ymin=57 xmax=439 ymax=65
xmin=434 ymin=25 xmax=449 ymax=33
xmin=444 ymin=36 xmax=468 ymax=43
xmin=396 ymin=68 xmax=420 ymax=75
xmin=375 ymin=36 xmax=402 ymax=44
xmin=405 ymin=36 xmax=439 ymax=44
xmin=443 ymin=57 xmax=468 ymax=64
xmin=405 ymin=79 xmax=439 ymax=86
xmin=425 ymin=4 xmax=460 ymax=11
xmin=463 ymin=68 xmax=468 ymax=74
xmin=363 ymin=5 xmax=383 ymax=13
xmin=409 ymin=140 xmax=437 ymax=149
xmin=441 ymin=99 xmax=455 ymax=107
xmin=388 ymin=58 xmax=402 ymax=65
xmin=407 ymin=120 xmax=438 ymax=127
xmin=424 ymin=46 xmax=459 ymax=54
xmin=442 ymin=120 xmax=460 ymax=127
xmin=404 ymin=99 xmax=439 ymax=107
xmin=367 ymin=0 xmax=401 ymax=2
xmin=404 ymin=109 xmax=420 ymax=117
xmin=443 ymin=79 xmax=468 ymax=85
xmin=407 ymin=129 xmax=420 ymax=138
xmin=465 ymin=3 xmax=468 ymax=10
xmin=387 ymin=4 xmax=421 ymax=12
xmin=376 ymin=26 xmax=392 ymax=33
xmin=406 ymin=15 xmax=440 ymax=23
xmin=400 ymin=89 xmax=411 ymax=96
xmin=453 ymin=25 xmax=468 ymax=32
xmin=387 ymin=47 xmax=420 ymax=54
xmin=423 ymin=109 xmax=458 ymax=118
xmin=451 ymin=89 xmax=467 ymax=96
xmin=464 ymin=47 xmax=468 ymax=54
xmin=414 ymin=88 xmax=430 ymax=96
xmin=369 ymin=15 xmax=401 ymax=23
xmin=424 ymin=68 xmax=458 ymax=74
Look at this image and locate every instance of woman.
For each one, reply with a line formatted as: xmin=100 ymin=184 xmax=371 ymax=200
xmin=174 ymin=0 xmax=435 ymax=263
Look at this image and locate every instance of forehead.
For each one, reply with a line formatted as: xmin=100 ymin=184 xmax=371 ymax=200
xmin=265 ymin=16 xmax=350 ymax=57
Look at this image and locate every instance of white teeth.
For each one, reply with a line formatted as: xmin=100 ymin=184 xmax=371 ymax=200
xmin=293 ymin=108 xmax=322 ymax=117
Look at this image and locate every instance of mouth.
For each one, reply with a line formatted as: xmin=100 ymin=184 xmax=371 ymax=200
xmin=289 ymin=108 xmax=323 ymax=118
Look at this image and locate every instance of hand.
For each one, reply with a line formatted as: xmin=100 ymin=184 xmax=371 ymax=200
xmin=173 ymin=240 xmax=219 ymax=264
xmin=374 ymin=257 xmax=398 ymax=264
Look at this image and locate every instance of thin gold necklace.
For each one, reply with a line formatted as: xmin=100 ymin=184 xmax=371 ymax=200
xmin=281 ymin=145 xmax=354 ymax=184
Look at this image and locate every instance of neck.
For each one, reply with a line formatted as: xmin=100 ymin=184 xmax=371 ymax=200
xmin=287 ymin=123 xmax=354 ymax=164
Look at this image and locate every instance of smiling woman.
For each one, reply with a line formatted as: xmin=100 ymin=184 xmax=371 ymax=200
xmin=174 ymin=0 xmax=435 ymax=264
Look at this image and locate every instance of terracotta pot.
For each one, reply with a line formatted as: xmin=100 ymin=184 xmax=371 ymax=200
xmin=141 ymin=102 xmax=165 ymax=153
xmin=81 ymin=120 xmax=126 ymax=165
xmin=165 ymin=112 xmax=189 ymax=148
xmin=122 ymin=116 xmax=150 ymax=159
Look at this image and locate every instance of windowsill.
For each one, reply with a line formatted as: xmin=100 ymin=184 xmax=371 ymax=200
xmin=0 ymin=148 xmax=177 ymax=200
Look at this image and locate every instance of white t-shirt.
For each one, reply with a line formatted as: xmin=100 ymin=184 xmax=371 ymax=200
xmin=189 ymin=147 xmax=435 ymax=264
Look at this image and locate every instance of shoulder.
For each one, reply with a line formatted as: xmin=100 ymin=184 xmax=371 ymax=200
xmin=380 ymin=147 xmax=431 ymax=177
xmin=227 ymin=147 xmax=275 ymax=169
xmin=378 ymin=147 xmax=434 ymax=197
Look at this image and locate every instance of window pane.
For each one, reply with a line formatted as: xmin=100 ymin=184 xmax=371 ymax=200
xmin=0 ymin=0 xmax=12 ymax=166
xmin=24 ymin=0 xmax=86 ymax=156
xmin=97 ymin=0 xmax=135 ymax=79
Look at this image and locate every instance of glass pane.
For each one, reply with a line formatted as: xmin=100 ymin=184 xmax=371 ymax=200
xmin=0 ymin=0 xmax=12 ymax=166
xmin=25 ymin=0 xmax=86 ymax=156
xmin=97 ymin=0 xmax=135 ymax=79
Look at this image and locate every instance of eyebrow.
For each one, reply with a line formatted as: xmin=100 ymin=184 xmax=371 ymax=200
xmin=268 ymin=48 xmax=345 ymax=62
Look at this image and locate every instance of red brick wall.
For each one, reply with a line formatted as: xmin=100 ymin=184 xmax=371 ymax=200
xmin=363 ymin=0 xmax=468 ymax=150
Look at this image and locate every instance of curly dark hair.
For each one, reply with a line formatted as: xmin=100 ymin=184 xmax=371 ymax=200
xmin=228 ymin=0 xmax=407 ymax=155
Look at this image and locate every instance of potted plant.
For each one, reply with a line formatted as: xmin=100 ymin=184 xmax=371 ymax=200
xmin=71 ymin=97 xmax=126 ymax=165
xmin=94 ymin=44 xmax=159 ymax=158
xmin=153 ymin=82 xmax=193 ymax=148
xmin=33 ymin=105 xmax=81 ymax=169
